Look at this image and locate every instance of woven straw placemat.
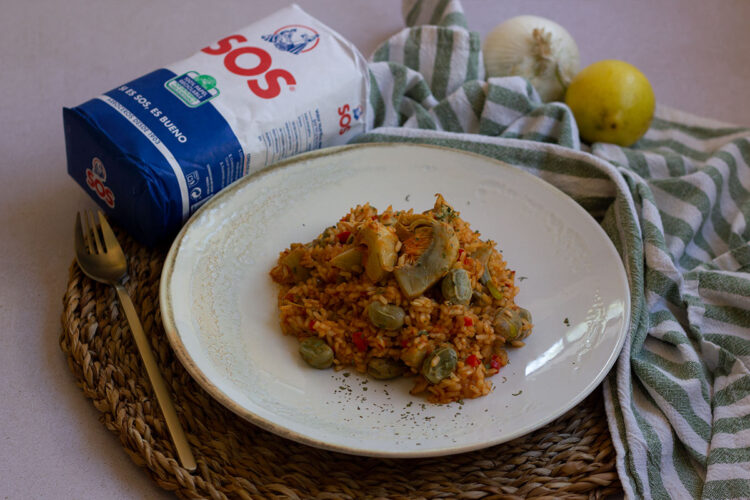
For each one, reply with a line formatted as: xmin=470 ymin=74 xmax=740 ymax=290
xmin=60 ymin=228 xmax=622 ymax=499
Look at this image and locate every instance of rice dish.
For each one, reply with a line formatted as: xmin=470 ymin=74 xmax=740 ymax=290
xmin=269 ymin=195 xmax=532 ymax=403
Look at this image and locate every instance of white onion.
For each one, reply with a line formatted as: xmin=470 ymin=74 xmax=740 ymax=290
xmin=483 ymin=15 xmax=580 ymax=102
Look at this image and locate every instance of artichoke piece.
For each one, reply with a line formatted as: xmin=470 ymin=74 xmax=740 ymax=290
xmin=394 ymin=220 xmax=459 ymax=298
xmin=330 ymin=247 xmax=363 ymax=273
xmin=471 ymin=243 xmax=493 ymax=285
xmin=357 ymin=220 xmax=398 ymax=282
xmin=401 ymin=342 xmax=430 ymax=369
xmin=432 ymin=193 xmax=458 ymax=222
xmin=281 ymin=247 xmax=311 ymax=282
xmin=472 ymin=243 xmax=503 ymax=299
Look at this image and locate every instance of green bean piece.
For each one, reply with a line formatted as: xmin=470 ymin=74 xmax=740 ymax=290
xmin=421 ymin=346 xmax=458 ymax=384
xmin=367 ymin=358 xmax=404 ymax=380
xmin=441 ymin=268 xmax=472 ymax=305
xmin=486 ymin=280 xmax=504 ymax=300
xmin=367 ymin=301 xmax=405 ymax=332
xmin=299 ymin=338 xmax=334 ymax=369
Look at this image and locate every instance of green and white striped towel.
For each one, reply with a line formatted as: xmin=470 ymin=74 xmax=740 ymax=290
xmin=355 ymin=1 xmax=750 ymax=498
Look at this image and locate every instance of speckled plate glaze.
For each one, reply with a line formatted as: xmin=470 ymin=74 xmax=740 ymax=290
xmin=160 ymin=143 xmax=630 ymax=458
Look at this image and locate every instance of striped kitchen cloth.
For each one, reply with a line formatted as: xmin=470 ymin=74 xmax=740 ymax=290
xmin=354 ymin=1 xmax=750 ymax=498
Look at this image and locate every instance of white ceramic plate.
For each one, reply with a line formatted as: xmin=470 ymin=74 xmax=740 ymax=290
xmin=160 ymin=143 xmax=629 ymax=458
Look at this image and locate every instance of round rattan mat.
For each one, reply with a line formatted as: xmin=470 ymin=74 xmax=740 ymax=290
xmin=60 ymin=228 xmax=622 ymax=499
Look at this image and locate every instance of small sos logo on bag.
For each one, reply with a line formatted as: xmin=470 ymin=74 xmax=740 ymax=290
xmin=337 ymin=104 xmax=362 ymax=135
xmin=85 ymin=157 xmax=115 ymax=208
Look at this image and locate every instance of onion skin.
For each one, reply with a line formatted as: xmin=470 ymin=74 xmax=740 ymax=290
xmin=483 ymin=15 xmax=580 ymax=102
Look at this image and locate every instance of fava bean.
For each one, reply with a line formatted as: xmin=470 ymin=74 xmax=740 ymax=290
xmin=367 ymin=301 xmax=405 ymax=331
xmin=421 ymin=346 xmax=457 ymax=384
xmin=441 ymin=268 xmax=472 ymax=305
xmin=493 ymin=308 xmax=522 ymax=341
xmin=367 ymin=358 xmax=404 ymax=379
xmin=299 ymin=338 xmax=334 ymax=369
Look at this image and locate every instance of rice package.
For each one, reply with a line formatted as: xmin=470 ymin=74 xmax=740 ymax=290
xmin=63 ymin=5 xmax=369 ymax=245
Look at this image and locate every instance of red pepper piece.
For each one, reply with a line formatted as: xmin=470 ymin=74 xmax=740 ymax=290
xmin=400 ymin=339 xmax=410 ymax=348
xmin=466 ymin=354 xmax=481 ymax=367
xmin=308 ymin=319 xmax=316 ymax=331
xmin=463 ymin=316 xmax=473 ymax=327
xmin=457 ymin=248 xmax=465 ymax=261
xmin=490 ymin=354 xmax=503 ymax=370
xmin=336 ymin=231 xmax=351 ymax=244
xmin=352 ymin=331 xmax=368 ymax=351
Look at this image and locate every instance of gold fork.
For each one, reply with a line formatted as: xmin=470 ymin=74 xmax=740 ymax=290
xmin=74 ymin=210 xmax=196 ymax=472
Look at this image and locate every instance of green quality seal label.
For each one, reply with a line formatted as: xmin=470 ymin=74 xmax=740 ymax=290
xmin=165 ymin=71 xmax=219 ymax=107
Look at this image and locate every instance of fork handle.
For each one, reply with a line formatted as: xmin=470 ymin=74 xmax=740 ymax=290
xmin=114 ymin=284 xmax=197 ymax=472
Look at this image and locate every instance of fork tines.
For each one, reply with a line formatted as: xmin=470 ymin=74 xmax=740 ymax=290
xmin=77 ymin=210 xmax=113 ymax=255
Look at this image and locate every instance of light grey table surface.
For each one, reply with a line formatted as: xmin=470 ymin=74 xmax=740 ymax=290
xmin=2 ymin=1 xmax=749 ymax=498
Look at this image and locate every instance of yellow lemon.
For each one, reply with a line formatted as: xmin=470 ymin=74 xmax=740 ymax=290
xmin=565 ymin=60 xmax=655 ymax=147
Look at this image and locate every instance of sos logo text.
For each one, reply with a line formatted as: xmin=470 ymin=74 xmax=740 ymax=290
xmin=337 ymin=104 xmax=362 ymax=135
xmin=86 ymin=157 xmax=115 ymax=208
xmin=201 ymin=26 xmax=318 ymax=100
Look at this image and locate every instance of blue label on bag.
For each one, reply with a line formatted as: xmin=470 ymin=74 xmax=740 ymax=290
xmin=75 ymin=69 xmax=245 ymax=221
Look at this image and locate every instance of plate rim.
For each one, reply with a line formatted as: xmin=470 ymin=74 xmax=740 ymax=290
xmin=160 ymin=142 xmax=630 ymax=458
